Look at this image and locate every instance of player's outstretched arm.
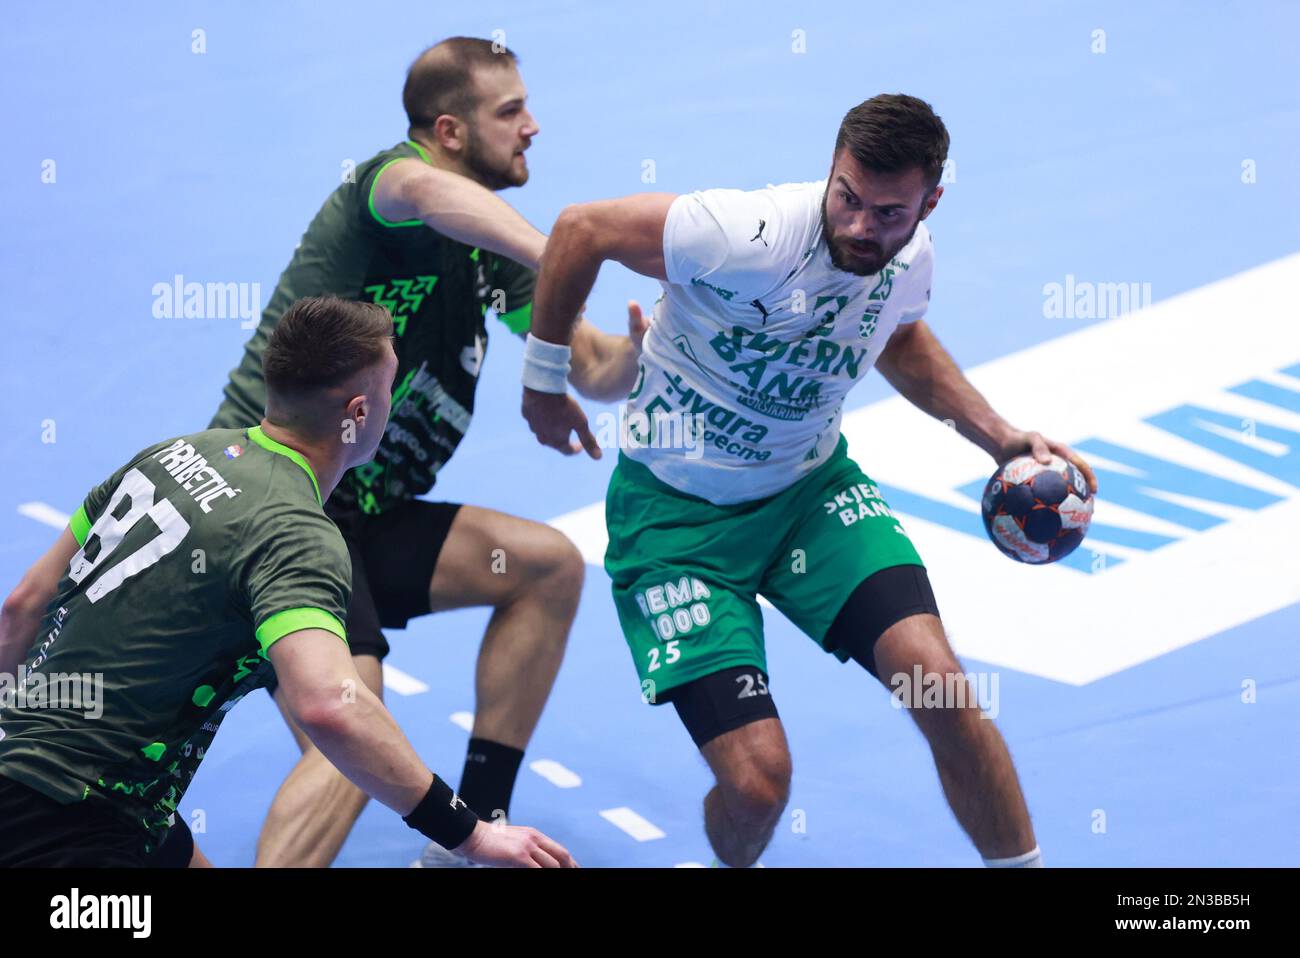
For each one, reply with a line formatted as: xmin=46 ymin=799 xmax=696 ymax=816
xmin=877 ymin=319 xmax=1097 ymax=492
xmin=372 ymin=159 xmax=548 ymax=271
xmin=268 ymin=628 xmax=577 ymax=867
xmin=0 ymin=527 xmax=80 ymax=677
xmin=523 ymin=194 xmax=676 ymax=456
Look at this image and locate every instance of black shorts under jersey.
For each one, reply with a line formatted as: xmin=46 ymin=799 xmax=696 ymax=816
xmin=0 ymin=774 xmax=155 ymax=867
xmin=323 ymin=498 xmax=462 ymax=662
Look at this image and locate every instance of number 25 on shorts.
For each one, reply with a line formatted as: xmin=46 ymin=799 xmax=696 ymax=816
xmin=647 ymin=640 xmax=681 ymax=673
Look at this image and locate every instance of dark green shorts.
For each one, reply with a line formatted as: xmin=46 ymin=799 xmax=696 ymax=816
xmin=604 ymin=437 xmax=926 ymax=700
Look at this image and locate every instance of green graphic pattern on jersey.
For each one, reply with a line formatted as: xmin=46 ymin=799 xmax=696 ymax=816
xmin=210 ymin=140 xmax=537 ymax=514
xmin=0 ymin=427 xmax=350 ymax=851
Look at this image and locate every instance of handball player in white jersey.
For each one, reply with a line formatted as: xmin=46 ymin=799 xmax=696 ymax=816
xmin=521 ymin=94 xmax=1097 ymax=867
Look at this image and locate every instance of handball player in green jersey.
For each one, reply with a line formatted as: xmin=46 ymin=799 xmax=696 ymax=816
xmin=208 ymin=38 xmax=644 ymax=866
xmin=521 ymin=95 xmax=1098 ymax=867
xmin=0 ymin=297 xmax=575 ymax=867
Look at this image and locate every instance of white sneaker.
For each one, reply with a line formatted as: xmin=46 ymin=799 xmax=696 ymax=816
xmin=409 ymin=841 xmax=487 ymax=868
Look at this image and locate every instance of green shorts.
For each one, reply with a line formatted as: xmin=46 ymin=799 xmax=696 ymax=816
xmin=604 ymin=436 xmax=926 ymax=700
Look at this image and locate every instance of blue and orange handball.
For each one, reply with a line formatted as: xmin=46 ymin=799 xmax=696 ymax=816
xmin=981 ymin=454 xmax=1093 ymax=563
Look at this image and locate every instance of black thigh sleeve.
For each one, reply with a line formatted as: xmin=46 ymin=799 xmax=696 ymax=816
xmin=824 ymin=564 xmax=940 ymax=678
xmin=664 ymin=665 xmax=780 ymax=750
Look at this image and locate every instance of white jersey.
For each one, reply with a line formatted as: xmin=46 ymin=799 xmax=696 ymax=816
xmin=622 ymin=179 xmax=934 ymax=504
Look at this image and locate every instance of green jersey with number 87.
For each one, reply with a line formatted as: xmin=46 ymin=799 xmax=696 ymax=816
xmin=0 ymin=426 xmax=350 ymax=850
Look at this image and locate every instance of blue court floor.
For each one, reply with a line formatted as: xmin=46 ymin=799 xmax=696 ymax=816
xmin=2 ymin=1 xmax=1297 ymax=865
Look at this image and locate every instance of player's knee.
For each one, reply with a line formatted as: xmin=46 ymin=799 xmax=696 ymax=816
xmin=720 ymin=751 xmax=791 ymax=826
xmin=906 ymin=675 xmax=990 ymax=759
xmin=528 ymin=529 xmax=585 ymax=605
xmin=728 ymin=769 xmax=785 ymax=821
xmin=550 ymin=535 xmax=586 ymax=598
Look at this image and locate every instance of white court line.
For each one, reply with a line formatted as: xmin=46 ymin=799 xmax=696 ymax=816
xmin=379 ymin=664 xmax=428 ymax=696
xmin=600 ymin=806 xmax=666 ymax=841
xmin=675 ymin=861 xmax=708 ymax=868
xmin=529 ymin=759 xmax=582 ymax=788
xmin=448 ymin=711 xmax=474 ymax=732
xmin=17 ymin=502 xmax=70 ymax=529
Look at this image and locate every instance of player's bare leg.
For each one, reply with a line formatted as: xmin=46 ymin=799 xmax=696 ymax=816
xmin=410 ymin=506 xmax=582 ymax=866
xmin=699 ymin=718 xmax=792 ymax=867
xmin=428 ymin=506 xmax=582 ymax=760
xmin=872 ymin=613 xmax=1037 ymax=860
xmin=255 ymin=653 xmax=382 ymax=868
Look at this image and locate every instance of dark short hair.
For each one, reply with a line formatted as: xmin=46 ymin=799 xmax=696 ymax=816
xmin=835 ymin=94 xmax=950 ymax=190
xmin=263 ymin=297 xmax=393 ymax=396
xmin=403 ymin=36 xmax=519 ymax=133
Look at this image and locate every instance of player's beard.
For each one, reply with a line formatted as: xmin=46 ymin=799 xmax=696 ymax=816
xmin=462 ymin=123 xmax=528 ymax=191
xmin=819 ymin=189 xmax=922 ymax=277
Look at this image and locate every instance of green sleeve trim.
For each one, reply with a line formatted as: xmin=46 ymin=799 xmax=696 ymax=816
xmin=69 ymin=505 xmax=92 ymax=546
xmin=246 ymin=426 xmax=322 ymax=505
xmin=497 ymin=301 xmax=533 ymax=334
xmin=256 ymin=607 xmax=347 ymax=654
xmin=368 ymin=157 xmax=424 ymax=228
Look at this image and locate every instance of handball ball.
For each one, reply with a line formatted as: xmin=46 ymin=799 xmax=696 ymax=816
xmin=980 ymin=454 xmax=1093 ymax=564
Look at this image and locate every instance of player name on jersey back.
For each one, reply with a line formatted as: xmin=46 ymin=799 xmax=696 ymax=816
xmin=150 ymin=438 xmax=242 ymax=512
xmin=623 ymin=179 xmax=934 ymax=505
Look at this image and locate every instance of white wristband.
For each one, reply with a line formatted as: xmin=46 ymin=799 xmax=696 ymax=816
xmin=522 ymin=333 xmax=572 ymax=394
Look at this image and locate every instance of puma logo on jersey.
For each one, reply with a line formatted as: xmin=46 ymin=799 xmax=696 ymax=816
xmin=750 ymin=219 xmax=769 ymax=247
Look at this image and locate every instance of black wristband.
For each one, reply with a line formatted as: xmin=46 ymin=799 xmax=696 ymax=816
xmin=402 ymin=775 xmax=479 ymax=850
